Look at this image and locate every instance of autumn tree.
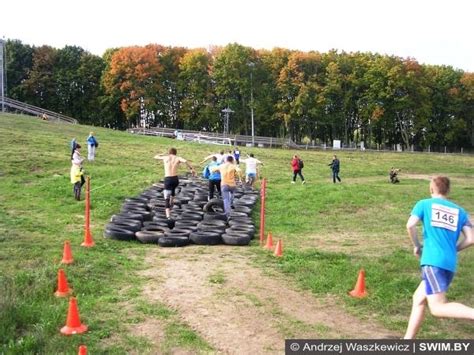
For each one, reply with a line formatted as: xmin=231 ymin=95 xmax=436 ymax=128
xmin=102 ymin=45 xmax=164 ymax=126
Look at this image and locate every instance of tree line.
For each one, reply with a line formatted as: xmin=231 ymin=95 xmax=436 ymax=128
xmin=4 ymin=39 xmax=474 ymax=150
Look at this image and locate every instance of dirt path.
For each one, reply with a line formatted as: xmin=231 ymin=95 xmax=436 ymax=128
xmin=137 ymin=245 xmax=397 ymax=354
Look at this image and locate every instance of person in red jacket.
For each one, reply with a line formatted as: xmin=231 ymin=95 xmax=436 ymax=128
xmin=291 ymin=155 xmax=305 ymax=184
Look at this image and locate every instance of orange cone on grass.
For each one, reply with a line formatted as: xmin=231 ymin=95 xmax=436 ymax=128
xmin=61 ymin=241 xmax=74 ymax=264
xmin=78 ymin=345 xmax=88 ymax=355
xmin=54 ymin=268 xmax=72 ymax=297
xmin=348 ymin=269 xmax=368 ymax=298
xmin=60 ymin=297 xmax=88 ymax=335
xmin=264 ymin=232 xmax=273 ymax=250
xmin=81 ymin=177 xmax=95 ymax=247
xmin=274 ymin=239 xmax=283 ymax=257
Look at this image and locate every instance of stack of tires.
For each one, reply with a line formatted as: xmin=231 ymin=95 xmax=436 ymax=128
xmin=104 ymin=176 xmax=259 ymax=247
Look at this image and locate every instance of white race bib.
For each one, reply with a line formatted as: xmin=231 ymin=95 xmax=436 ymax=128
xmin=431 ymin=203 xmax=459 ymax=232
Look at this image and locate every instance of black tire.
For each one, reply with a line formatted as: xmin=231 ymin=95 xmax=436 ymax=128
xmin=226 ymin=227 xmax=255 ymax=238
xmin=151 ymin=217 xmax=175 ymax=229
xmin=173 ymin=225 xmax=198 ymax=233
xmin=180 ymin=212 xmax=203 ymax=221
xmin=203 ymin=212 xmax=228 ymax=222
xmin=113 ymin=212 xmax=144 ymax=221
xmin=122 ymin=209 xmax=153 ymax=221
xmin=229 ymin=211 xmax=248 ymax=218
xmin=221 ymin=233 xmax=251 ymax=246
xmin=122 ymin=202 xmax=148 ymax=211
xmin=174 ymin=219 xmax=200 ymax=227
xmin=164 ymin=230 xmax=190 ymax=238
xmin=158 ymin=236 xmax=189 ymax=247
xmin=198 ymin=219 xmax=227 ymax=228
xmin=203 ymin=198 xmax=224 ymax=212
xmin=136 ymin=231 xmax=163 ymax=244
xmin=189 ymin=231 xmax=222 ymax=245
xmin=104 ymin=227 xmax=136 ymax=241
xmin=233 ymin=206 xmax=252 ymax=215
xmin=228 ymin=218 xmax=252 ymax=227
xmin=110 ymin=216 xmax=143 ymax=227
xmin=142 ymin=225 xmax=170 ymax=233
xmin=106 ymin=222 xmax=142 ymax=232
xmin=125 ymin=197 xmax=148 ymax=204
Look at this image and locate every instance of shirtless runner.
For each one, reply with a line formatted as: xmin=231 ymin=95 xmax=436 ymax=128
xmin=154 ymin=148 xmax=195 ymax=218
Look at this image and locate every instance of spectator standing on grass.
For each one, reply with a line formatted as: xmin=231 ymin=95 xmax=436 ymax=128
xmin=155 ymin=148 xmax=196 ymax=219
xmin=291 ymin=155 xmax=305 ymax=184
xmin=205 ymin=156 xmax=222 ymax=200
xmin=328 ymin=155 xmax=341 ymax=183
xmin=210 ymin=156 xmax=242 ymax=219
xmin=70 ymin=144 xmax=85 ymax=200
xmin=404 ymin=176 xmax=474 ymax=339
xmin=86 ymin=132 xmax=99 ymax=161
xmin=240 ymin=153 xmax=264 ymax=188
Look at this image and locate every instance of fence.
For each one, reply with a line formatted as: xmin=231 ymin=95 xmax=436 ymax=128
xmin=127 ymin=127 xmax=473 ymax=154
xmin=1 ymin=97 xmax=77 ymax=124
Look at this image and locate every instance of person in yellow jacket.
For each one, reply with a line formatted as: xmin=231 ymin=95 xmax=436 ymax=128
xmin=210 ymin=155 xmax=242 ymax=219
xmin=70 ymin=144 xmax=85 ymax=200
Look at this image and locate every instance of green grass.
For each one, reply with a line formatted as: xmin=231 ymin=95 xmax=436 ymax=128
xmin=0 ymin=113 xmax=473 ymax=352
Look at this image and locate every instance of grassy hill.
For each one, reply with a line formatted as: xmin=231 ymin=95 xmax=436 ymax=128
xmin=1 ymin=113 xmax=473 ymax=353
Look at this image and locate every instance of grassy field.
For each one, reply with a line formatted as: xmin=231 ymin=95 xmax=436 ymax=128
xmin=0 ymin=113 xmax=473 ymax=353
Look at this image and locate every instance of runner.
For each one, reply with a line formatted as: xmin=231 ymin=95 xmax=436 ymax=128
xmin=204 ymin=156 xmax=222 ymax=200
xmin=404 ymin=176 xmax=474 ymax=339
xmin=210 ymin=155 xmax=242 ymax=219
xmin=154 ymin=148 xmax=195 ymax=218
xmin=240 ymin=153 xmax=264 ymax=188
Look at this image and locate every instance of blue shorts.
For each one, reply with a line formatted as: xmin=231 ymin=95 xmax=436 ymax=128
xmin=421 ymin=266 xmax=454 ymax=295
xmin=247 ymin=173 xmax=256 ymax=178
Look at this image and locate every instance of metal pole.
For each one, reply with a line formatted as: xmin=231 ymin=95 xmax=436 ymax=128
xmin=250 ymin=71 xmax=254 ymax=146
xmin=0 ymin=39 xmax=5 ymax=112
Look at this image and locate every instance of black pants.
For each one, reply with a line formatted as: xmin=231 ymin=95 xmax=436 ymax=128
xmin=74 ymin=175 xmax=86 ymax=200
xmin=332 ymin=171 xmax=341 ymax=183
xmin=208 ymin=179 xmax=221 ymax=200
xmin=164 ymin=176 xmax=180 ymax=208
xmin=293 ymin=169 xmax=305 ymax=182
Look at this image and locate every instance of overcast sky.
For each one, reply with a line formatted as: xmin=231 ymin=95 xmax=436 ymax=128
xmin=2 ymin=0 xmax=473 ymax=71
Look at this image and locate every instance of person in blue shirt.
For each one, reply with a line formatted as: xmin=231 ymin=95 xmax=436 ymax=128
xmin=86 ymin=132 xmax=99 ymax=161
xmin=233 ymin=148 xmax=240 ymax=165
xmin=404 ymin=176 xmax=474 ymax=339
xmin=206 ymin=156 xmax=221 ymax=200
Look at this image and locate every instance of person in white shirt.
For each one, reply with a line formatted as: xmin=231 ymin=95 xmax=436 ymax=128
xmin=201 ymin=150 xmax=225 ymax=164
xmin=240 ymin=153 xmax=264 ymax=187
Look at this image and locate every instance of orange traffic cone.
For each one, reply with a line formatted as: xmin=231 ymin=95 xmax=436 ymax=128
xmin=60 ymin=297 xmax=88 ymax=335
xmin=78 ymin=345 xmax=88 ymax=355
xmin=61 ymin=241 xmax=74 ymax=264
xmin=54 ymin=269 xmax=72 ymax=297
xmin=349 ymin=269 xmax=368 ymax=298
xmin=264 ymin=232 xmax=273 ymax=250
xmin=274 ymin=239 xmax=283 ymax=257
xmin=81 ymin=178 xmax=95 ymax=247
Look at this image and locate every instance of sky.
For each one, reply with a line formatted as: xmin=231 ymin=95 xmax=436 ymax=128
xmin=2 ymin=0 xmax=473 ymax=71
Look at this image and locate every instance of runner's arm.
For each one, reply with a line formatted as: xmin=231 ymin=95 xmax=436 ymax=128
xmin=154 ymin=154 xmax=166 ymax=160
xmin=457 ymin=224 xmax=474 ymax=252
xmin=406 ymin=215 xmax=422 ymax=257
xmin=182 ymin=159 xmax=196 ymax=176
xmin=200 ymin=154 xmax=214 ymax=163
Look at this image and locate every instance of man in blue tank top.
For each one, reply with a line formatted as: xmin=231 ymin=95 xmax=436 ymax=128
xmin=404 ymin=176 xmax=473 ymax=339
